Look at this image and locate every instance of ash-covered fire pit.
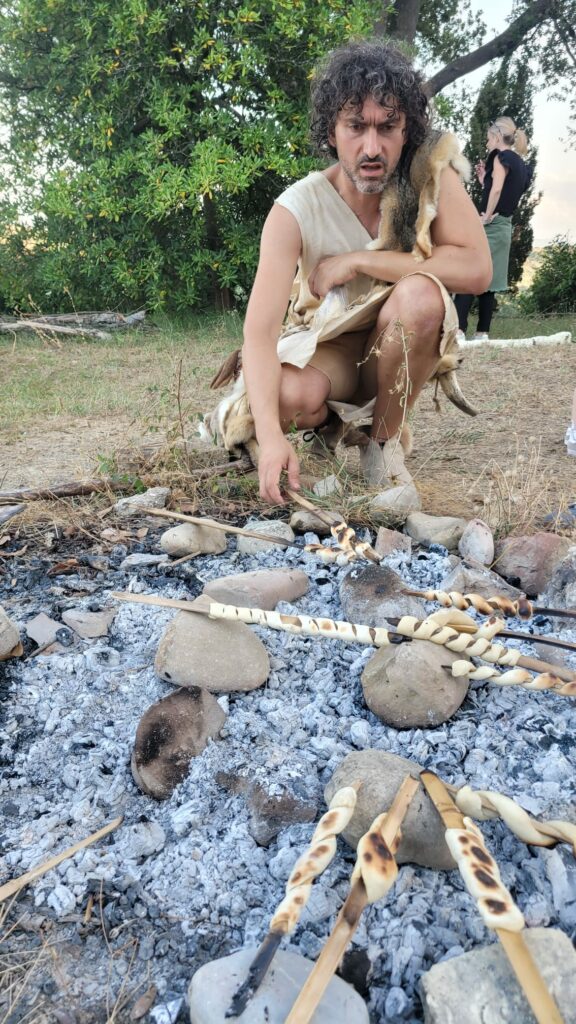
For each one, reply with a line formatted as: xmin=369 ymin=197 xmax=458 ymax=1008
xmin=1 ymin=507 xmax=575 ymax=1023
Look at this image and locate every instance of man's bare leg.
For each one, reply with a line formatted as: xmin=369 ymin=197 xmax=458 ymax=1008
xmin=361 ymin=275 xmax=445 ymax=441
xmin=277 ymin=364 xmax=332 ymax=432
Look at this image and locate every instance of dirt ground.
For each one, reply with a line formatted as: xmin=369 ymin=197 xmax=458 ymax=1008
xmin=1 ymin=337 xmax=575 ymax=537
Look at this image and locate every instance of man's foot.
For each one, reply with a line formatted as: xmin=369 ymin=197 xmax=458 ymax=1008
xmin=565 ymin=424 xmax=576 ymax=456
xmin=471 ymin=332 xmax=489 ymax=341
xmin=360 ymin=435 xmax=422 ymax=520
xmin=456 ymin=329 xmax=466 ymax=344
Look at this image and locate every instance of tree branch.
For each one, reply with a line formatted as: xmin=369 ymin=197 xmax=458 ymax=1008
xmin=424 ymin=0 xmax=556 ymax=96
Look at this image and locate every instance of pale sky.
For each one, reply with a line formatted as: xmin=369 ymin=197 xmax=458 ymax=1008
xmin=451 ymin=0 xmax=576 ymax=245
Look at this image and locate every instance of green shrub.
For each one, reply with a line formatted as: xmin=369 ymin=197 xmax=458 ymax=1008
xmin=519 ymin=237 xmax=576 ymax=315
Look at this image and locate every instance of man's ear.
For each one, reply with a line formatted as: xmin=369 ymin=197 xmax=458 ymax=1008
xmin=328 ymin=130 xmax=336 ymax=151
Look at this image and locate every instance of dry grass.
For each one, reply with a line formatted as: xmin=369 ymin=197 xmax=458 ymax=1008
xmin=1 ymin=309 xmax=575 ymax=540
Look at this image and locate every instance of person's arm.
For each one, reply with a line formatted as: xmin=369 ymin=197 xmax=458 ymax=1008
xmin=242 ymin=203 xmax=303 ymax=505
xmin=308 ymin=167 xmax=492 ymax=298
xmin=481 ymin=155 xmax=507 ymax=224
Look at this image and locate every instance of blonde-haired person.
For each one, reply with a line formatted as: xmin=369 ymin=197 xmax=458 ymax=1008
xmin=454 ymin=116 xmax=532 ymax=340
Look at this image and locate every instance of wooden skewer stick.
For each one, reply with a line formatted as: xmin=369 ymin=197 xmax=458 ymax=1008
xmin=385 ymin=615 xmax=576 ymax=682
xmin=112 ymin=591 xmax=409 ymax=648
xmin=0 ymin=817 xmax=123 ymax=903
xmin=139 ymin=506 xmax=298 ymax=549
xmin=138 ymin=506 xmax=362 ymax=565
xmin=114 ymin=593 xmax=574 ymax=685
xmin=284 ymin=486 xmax=381 ymax=564
xmin=443 ymin=619 xmax=576 ymax=653
xmin=226 ymin=784 xmax=360 ymax=1018
xmin=284 ymin=775 xmax=420 ymax=1024
xmin=420 ymin=772 xmax=564 ymax=1024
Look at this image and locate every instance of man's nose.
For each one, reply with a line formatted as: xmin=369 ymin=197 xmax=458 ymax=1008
xmin=364 ymin=127 xmax=381 ymax=157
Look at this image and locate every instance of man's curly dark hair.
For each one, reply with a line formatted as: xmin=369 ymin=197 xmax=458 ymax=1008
xmin=310 ymin=39 xmax=430 ymax=173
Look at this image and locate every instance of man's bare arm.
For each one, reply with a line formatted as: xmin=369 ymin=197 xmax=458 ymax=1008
xmin=309 ymin=168 xmax=492 ymax=298
xmin=242 ymin=203 xmax=303 ymax=504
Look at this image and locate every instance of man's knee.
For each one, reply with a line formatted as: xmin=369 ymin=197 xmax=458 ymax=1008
xmin=278 ymin=365 xmax=329 ymax=420
xmin=377 ymin=275 xmax=445 ymax=337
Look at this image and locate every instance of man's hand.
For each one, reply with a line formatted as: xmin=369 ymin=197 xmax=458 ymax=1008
xmin=258 ymin=435 xmax=301 ymax=505
xmin=308 ymin=253 xmax=358 ymax=299
xmin=480 ymin=211 xmax=497 ymax=225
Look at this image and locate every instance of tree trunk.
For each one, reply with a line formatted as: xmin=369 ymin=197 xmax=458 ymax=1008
xmin=202 ymin=194 xmax=231 ymax=310
xmin=389 ymin=0 xmax=422 ymax=45
xmin=424 ymin=0 xmax=556 ymax=96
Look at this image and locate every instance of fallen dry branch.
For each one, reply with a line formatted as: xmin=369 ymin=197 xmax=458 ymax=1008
xmin=421 ymin=771 xmax=563 ymax=1024
xmin=0 ymin=816 xmax=123 ymax=903
xmin=0 ymin=479 xmax=129 ymax=502
xmin=0 ymin=319 xmax=112 ymax=340
xmin=227 ymin=784 xmax=359 ymax=1018
xmin=7 ymin=310 xmax=145 ymax=329
xmin=284 ymin=775 xmax=419 ymax=1024
xmin=0 ymin=504 xmax=26 ymax=525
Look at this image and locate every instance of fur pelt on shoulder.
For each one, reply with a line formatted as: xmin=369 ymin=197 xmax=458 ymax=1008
xmin=367 ymin=130 xmax=470 ymax=260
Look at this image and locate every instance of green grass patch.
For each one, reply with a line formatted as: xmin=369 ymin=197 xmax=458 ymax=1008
xmin=0 ymin=312 xmax=243 ymax=434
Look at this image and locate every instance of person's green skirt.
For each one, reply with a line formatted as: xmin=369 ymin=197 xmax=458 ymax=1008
xmin=484 ymin=214 xmax=512 ymax=292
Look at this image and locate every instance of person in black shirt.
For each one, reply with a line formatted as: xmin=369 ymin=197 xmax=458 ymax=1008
xmin=454 ymin=116 xmax=532 ymax=340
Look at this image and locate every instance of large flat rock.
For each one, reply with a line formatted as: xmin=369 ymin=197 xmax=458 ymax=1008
xmin=420 ymin=927 xmax=576 ymax=1023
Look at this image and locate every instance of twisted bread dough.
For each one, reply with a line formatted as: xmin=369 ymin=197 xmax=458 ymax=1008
xmin=452 ymin=785 xmax=576 ymax=855
xmin=350 ymin=810 xmax=400 ymax=904
xmin=444 ymin=817 xmax=525 ymax=932
xmin=409 ymin=588 xmax=533 ymax=619
xmin=451 ymin=659 xmax=576 ymax=697
xmin=270 ymin=786 xmax=358 ymax=934
xmin=206 ymin=602 xmax=393 ymax=646
xmin=395 ymin=615 xmax=521 ymax=665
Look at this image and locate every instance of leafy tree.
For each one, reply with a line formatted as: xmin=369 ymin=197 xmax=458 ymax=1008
xmin=0 ymin=0 xmax=574 ymax=312
xmin=463 ymin=57 xmax=540 ymax=291
xmin=519 ymin=238 xmax=576 ymax=314
xmin=0 ymin=0 xmax=383 ymax=312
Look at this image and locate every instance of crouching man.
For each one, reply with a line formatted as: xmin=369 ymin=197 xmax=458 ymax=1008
xmin=207 ymin=39 xmax=491 ymax=512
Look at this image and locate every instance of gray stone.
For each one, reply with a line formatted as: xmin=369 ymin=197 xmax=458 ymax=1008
xmin=361 ymin=642 xmax=469 ymax=729
xmin=340 ymin=564 xmax=427 ymax=628
xmin=312 ymin=473 xmax=343 ymax=498
xmin=216 ymin=772 xmax=316 ymax=846
xmin=203 ymin=568 xmax=309 ymax=611
xmin=188 ymin=948 xmax=370 ymax=1024
xmin=457 ymin=518 xmax=494 ymax=566
xmin=440 ymin=562 xmax=523 ymax=602
xmin=290 ymin=510 xmax=333 ymax=536
xmin=120 ymin=553 xmax=170 ymax=569
xmin=62 ymin=607 xmax=117 ymax=639
xmin=132 ymin=687 xmax=226 ymax=800
xmin=114 ymin=487 xmax=170 ymax=518
xmin=325 ymin=750 xmax=455 ymax=870
xmin=420 ymin=927 xmax=576 ymax=1024
xmin=375 ymin=526 xmax=412 ymax=559
xmin=237 ymin=519 xmax=295 ymax=556
xmin=540 ymin=549 xmax=576 ymax=618
xmin=0 ymin=606 xmax=20 ymax=659
xmin=369 ymin=483 xmax=421 ymax=522
xmin=494 ymin=533 xmax=573 ymax=596
xmin=25 ymin=612 xmax=62 ymax=646
xmin=405 ymin=513 xmax=467 ymax=551
xmin=155 ymin=607 xmax=270 ymax=692
xmin=160 ymin=523 xmax=227 ymax=558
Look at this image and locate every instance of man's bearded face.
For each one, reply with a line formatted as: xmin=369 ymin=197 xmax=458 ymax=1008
xmin=330 ymin=96 xmax=407 ymax=194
